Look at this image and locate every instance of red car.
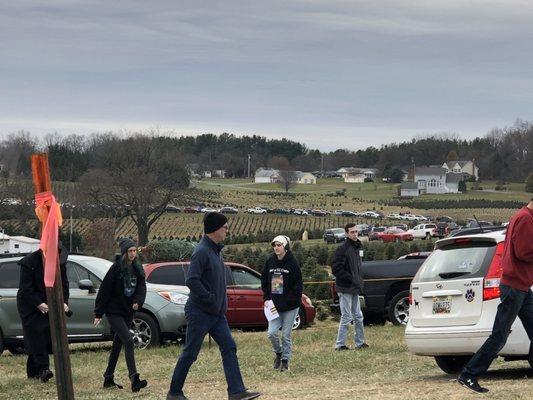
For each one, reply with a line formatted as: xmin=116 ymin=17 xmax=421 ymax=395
xmin=376 ymin=228 xmax=413 ymax=243
xmin=144 ymin=261 xmax=315 ymax=330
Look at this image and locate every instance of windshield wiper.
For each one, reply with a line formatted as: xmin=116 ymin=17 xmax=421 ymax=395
xmin=438 ymin=271 xmax=470 ymax=279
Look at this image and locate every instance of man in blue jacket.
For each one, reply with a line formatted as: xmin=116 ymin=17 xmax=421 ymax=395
xmin=167 ymin=212 xmax=260 ymax=400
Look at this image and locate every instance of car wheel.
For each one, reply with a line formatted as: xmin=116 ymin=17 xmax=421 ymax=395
xmin=434 ymin=355 xmax=472 ymax=374
xmin=387 ymin=290 xmax=410 ymax=326
xmin=292 ymin=308 xmax=306 ymax=330
xmin=7 ymin=344 xmax=26 ymax=355
xmin=132 ymin=312 xmax=160 ymax=349
xmin=529 ymin=346 xmax=533 ymax=369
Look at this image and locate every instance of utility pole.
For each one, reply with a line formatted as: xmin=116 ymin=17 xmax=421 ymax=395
xmin=31 ymin=153 xmax=75 ymax=400
xmin=247 ymin=154 xmax=251 ymax=179
xmin=69 ymin=206 xmax=73 ymax=253
xmin=321 ymin=153 xmax=324 ymax=177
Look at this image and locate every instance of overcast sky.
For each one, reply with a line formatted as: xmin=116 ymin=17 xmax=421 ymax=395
xmin=1 ymin=1 xmax=532 ymax=151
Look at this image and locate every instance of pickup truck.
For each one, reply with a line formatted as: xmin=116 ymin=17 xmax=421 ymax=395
xmin=329 ymin=256 xmax=427 ymax=325
xmin=246 ymin=207 xmax=267 ymax=214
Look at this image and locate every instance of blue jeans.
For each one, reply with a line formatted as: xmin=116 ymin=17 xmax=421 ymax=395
xmin=336 ymin=292 xmax=365 ymax=348
xmin=267 ymin=307 xmax=299 ymax=361
xmin=462 ymin=285 xmax=533 ymax=377
xmin=169 ymin=303 xmax=246 ymax=396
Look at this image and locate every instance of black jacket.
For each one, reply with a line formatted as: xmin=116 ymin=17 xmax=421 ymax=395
xmin=261 ymin=250 xmax=303 ymax=312
xmin=17 ymin=249 xmax=70 ymax=326
xmin=331 ymin=239 xmax=364 ymax=295
xmin=94 ymin=256 xmax=146 ymax=318
xmin=186 ymin=236 xmax=228 ymax=315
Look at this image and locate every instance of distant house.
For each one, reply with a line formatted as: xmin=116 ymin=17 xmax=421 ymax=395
xmin=345 ymin=173 xmax=366 ymax=183
xmin=203 ymin=171 xmax=212 ymax=178
xmin=0 ymin=233 xmax=40 ymax=254
xmin=254 ymin=168 xmax=280 ymax=183
xmin=212 ymin=170 xmax=226 ymax=178
xmin=442 ymin=160 xmax=478 ymax=181
xmin=414 ymin=166 xmax=464 ymax=194
xmin=400 ymin=181 xmax=420 ymax=197
xmin=295 ymin=171 xmax=317 ymax=184
xmin=338 ymin=167 xmax=379 ymax=182
xmin=255 ymin=168 xmax=316 ymax=184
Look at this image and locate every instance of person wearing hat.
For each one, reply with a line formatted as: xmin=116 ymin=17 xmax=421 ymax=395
xmin=167 ymin=212 xmax=260 ymax=400
xmin=17 ymin=242 xmax=70 ymax=382
xmin=261 ymin=235 xmax=303 ymax=371
xmin=93 ymin=238 xmax=147 ymax=392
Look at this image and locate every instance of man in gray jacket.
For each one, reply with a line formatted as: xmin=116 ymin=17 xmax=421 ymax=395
xmin=167 ymin=212 xmax=260 ymax=400
xmin=331 ymin=223 xmax=368 ymax=350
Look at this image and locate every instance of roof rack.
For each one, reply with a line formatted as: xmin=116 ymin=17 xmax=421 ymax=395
xmin=0 ymin=252 xmax=29 ymax=259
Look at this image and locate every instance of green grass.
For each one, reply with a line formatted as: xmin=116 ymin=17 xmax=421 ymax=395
xmin=1 ymin=320 xmax=530 ymax=399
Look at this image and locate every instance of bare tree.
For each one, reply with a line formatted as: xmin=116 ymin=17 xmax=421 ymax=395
xmin=78 ymin=135 xmax=189 ymax=245
xmin=269 ymin=156 xmax=298 ymax=193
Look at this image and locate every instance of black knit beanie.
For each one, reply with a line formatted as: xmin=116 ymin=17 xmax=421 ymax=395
xmin=204 ymin=212 xmax=228 ymax=234
xmin=119 ymin=238 xmax=137 ymax=255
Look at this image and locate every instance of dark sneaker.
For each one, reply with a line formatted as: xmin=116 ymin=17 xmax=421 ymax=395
xmin=103 ymin=376 xmax=123 ymax=389
xmin=167 ymin=393 xmax=189 ymax=400
xmin=458 ymin=375 xmax=489 ymax=394
xmin=279 ymin=359 xmax=289 ymax=372
xmin=39 ymin=369 xmax=54 ymax=383
xmin=335 ymin=345 xmax=350 ymax=351
xmin=228 ymin=390 xmax=261 ymax=400
xmin=356 ymin=343 xmax=369 ymax=349
xmin=273 ymin=352 xmax=282 ymax=370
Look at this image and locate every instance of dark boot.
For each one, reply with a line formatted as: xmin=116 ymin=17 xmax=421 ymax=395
xmin=130 ymin=373 xmax=147 ymax=392
xmin=228 ymin=391 xmax=261 ymax=400
xmin=279 ymin=359 xmax=289 ymax=372
xmin=167 ymin=392 xmax=189 ymax=400
xmin=103 ymin=376 xmax=123 ymax=389
xmin=273 ymin=352 xmax=282 ymax=370
xmin=39 ymin=369 xmax=54 ymax=383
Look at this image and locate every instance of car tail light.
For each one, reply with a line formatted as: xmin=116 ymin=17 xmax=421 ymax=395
xmin=483 ymin=242 xmax=505 ymax=301
xmin=454 ymin=238 xmax=471 ymax=244
xmin=408 ymin=288 xmax=412 ymax=305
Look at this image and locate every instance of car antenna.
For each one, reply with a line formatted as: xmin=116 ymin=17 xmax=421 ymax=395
xmin=473 ymin=214 xmax=485 ymax=233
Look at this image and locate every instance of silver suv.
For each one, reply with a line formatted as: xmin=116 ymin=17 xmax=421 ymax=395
xmin=0 ymin=254 xmax=187 ymax=354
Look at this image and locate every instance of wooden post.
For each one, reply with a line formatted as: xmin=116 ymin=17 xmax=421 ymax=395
xmin=31 ymin=153 xmax=75 ymax=400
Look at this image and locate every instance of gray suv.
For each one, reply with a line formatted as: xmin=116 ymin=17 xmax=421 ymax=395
xmin=323 ymin=228 xmax=346 ymax=244
xmin=0 ymin=254 xmax=187 ymax=354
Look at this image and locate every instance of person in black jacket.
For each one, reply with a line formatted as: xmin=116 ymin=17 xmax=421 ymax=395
xmin=17 ymin=244 xmax=69 ymax=382
xmin=331 ymin=223 xmax=368 ymax=350
xmin=93 ymin=238 xmax=147 ymax=392
xmin=261 ymin=235 xmax=303 ymax=371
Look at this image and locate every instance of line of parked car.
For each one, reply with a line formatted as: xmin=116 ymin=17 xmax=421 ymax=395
xmin=0 ymin=254 xmax=316 ymax=354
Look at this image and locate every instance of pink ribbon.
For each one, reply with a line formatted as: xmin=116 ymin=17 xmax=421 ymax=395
xmin=34 ymin=191 xmax=63 ymax=287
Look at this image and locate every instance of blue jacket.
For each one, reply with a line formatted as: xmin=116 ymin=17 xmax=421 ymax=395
xmin=186 ymin=236 xmax=227 ymax=315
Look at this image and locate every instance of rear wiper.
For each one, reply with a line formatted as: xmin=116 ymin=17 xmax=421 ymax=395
xmin=438 ymin=271 xmax=470 ymax=279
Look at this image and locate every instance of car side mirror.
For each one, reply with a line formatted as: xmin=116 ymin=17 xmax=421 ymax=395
xmin=79 ymin=279 xmax=96 ymax=294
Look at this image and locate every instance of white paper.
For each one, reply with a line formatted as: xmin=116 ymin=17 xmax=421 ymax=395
xmin=264 ymin=300 xmax=279 ymax=322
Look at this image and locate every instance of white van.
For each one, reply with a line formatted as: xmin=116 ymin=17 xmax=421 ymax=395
xmin=405 ymin=230 xmax=532 ymax=374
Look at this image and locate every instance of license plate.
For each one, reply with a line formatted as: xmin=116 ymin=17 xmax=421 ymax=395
xmin=432 ymin=296 xmax=451 ymax=314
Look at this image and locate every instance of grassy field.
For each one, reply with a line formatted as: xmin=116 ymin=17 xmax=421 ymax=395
xmin=1 ymin=320 xmax=530 ymax=400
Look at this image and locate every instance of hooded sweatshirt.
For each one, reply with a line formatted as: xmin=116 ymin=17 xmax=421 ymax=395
xmin=261 ymin=250 xmax=303 ymax=312
xmin=500 ymin=205 xmax=533 ymax=292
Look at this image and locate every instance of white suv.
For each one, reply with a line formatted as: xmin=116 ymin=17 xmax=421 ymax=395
xmin=405 ymin=230 xmax=532 ymax=374
xmin=408 ymin=224 xmax=438 ymax=240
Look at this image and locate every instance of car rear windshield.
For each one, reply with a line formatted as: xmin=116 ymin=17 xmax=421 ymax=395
xmin=416 ymin=241 xmax=497 ymax=282
xmin=329 ymin=229 xmax=344 ymax=234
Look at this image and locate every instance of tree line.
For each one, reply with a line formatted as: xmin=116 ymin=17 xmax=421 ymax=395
xmin=1 ymin=120 xmax=532 ymax=182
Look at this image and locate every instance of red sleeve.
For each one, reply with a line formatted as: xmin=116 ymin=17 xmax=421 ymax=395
xmin=512 ymin=214 xmax=533 ymax=263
